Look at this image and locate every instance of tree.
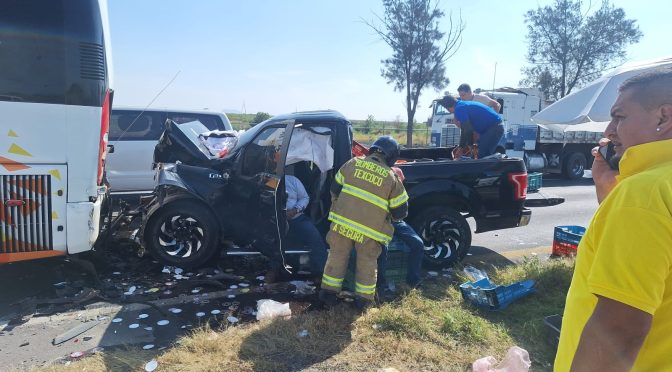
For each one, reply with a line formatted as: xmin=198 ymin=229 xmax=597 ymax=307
xmin=363 ymin=114 xmax=376 ymax=134
xmin=250 ymin=112 xmax=271 ymax=126
xmin=365 ymin=0 xmax=464 ymax=146
xmin=521 ymin=0 xmax=641 ymax=101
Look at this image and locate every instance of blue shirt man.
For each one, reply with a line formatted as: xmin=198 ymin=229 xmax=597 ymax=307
xmin=440 ymin=95 xmax=504 ymax=158
xmin=453 ymin=100 xmax=502 ymax=135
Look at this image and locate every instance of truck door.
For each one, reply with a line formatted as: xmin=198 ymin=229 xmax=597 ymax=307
xmin=233 ymin=120 xmax=295 ymax=250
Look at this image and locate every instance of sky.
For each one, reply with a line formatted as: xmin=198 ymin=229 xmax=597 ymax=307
xmin=108 ymin=0 xmax=668 ymax=121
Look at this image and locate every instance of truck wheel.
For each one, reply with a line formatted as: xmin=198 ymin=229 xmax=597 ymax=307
xmin=563 ymin=152 xmax=587 ymax=180
xmin=410 ymin=206 xmax=472 ymax=269
xmin=144 ymin=199 xmax=219 ymax=269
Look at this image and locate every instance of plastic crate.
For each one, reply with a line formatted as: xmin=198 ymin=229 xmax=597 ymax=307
xmin=554 ymin=225 xmax=586 ymax=245
xmin=459 ymin=278 xmax=536 ymax=310
xmin=543 ymin=314 xmax=562 ymax=350
xmin=527 ymin=172 xmax=543 ymax=192
xmin=552 ymin=240 xmax=578 ymax=256
xmin=342 ymin=239 xmax=409 ymax=292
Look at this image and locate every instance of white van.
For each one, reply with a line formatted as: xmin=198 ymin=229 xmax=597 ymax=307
xmin=106 ymin=107 xmax=233 ymax=194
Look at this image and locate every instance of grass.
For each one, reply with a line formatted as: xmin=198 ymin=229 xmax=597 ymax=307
xmin=39 ymin=257 xmax=574 ymax=372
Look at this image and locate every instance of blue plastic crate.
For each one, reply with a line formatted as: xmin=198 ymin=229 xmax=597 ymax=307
xmin=459 ymin=278 xmax=536 ymax=310
xmin=528 ymin=172 xmax=543 ymax=192
xmin=553 ymin=225 xmax=586 ymax=245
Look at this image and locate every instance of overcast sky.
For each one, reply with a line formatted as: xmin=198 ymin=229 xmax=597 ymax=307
xmin=108 ymin=0 xmax=668 ymax=121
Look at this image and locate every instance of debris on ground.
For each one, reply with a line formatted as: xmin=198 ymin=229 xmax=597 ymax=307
xmin=52 ymin=320 xmax=100 ymax=345
xmin=472 ymin=346 xmax=531 ymax=372
xmin=289 ymin=280 xmax=316 ymax=297
xmin=144 ymin=359 xmax=158 ymax=372
xmin=463 ymin=266 xmax=489 ymax=281
xmin=256 ymin=299 xmax=292 ymax=321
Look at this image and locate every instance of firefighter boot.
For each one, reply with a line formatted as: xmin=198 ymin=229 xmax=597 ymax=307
xmin=319 ymin=289 xmax=339 ymax=307
xmin=354 ymin=296 xmax=373 ymax=312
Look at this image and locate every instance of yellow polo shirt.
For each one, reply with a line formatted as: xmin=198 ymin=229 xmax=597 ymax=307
xmin=555 ymin=139 xmax=672 ymax=371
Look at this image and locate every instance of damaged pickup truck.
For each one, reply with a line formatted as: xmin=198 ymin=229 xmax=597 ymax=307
xmin=139 ymin=111 xmax=531 ymax=269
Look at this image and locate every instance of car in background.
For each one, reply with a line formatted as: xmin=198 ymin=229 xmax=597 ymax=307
xmin=106 ymin=107 xmax=232 ymax=195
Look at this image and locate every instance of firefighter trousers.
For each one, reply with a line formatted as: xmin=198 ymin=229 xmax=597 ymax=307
xmin=322 ymin=223 xmax=382 ymax=301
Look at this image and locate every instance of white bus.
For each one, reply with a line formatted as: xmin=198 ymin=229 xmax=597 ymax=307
xmin=0 ymin=0 xmax=114 ymax=263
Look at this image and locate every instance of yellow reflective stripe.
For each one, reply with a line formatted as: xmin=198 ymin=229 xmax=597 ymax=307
xmin=323 ymin=273 xmax=343 ymax=284
xmin=355 ymin=281 xmax=376 ymax=289
xmin=322 ymin=274 xmax=343 ymax=288
xmin=341 ymin=184 xmax=389 ymax=212
xmin=335 ymin=171 xmax=344 ymax=185
xmin=389 ymin=191 xmax=409 ymax=208
xmin=355 ymin=282 xmax=376 ymax=294
xmin=328 ymin=212 xmax=392 ymax=243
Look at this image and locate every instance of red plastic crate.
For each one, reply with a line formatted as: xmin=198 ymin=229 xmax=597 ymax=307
xmin=552 ymin=240 xmax=578 ymax=256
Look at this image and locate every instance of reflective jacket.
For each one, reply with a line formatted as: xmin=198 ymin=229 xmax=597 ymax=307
xmin=328 ymin=153 xmax=409 ymax=244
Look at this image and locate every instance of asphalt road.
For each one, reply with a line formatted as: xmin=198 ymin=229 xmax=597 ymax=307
xmin=468 ymin=173 xmax=598 ymax=261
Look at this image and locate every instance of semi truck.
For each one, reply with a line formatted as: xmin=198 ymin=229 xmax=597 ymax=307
xmin=429 ymin=88 xmax=605 ymax=179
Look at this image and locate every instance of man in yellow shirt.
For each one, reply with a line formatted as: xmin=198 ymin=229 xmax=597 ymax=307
xmin=555 ymin=68 xmax=672 ymax=371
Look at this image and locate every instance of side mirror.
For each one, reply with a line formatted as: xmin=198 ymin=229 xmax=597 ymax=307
xmin=107 ymin=144 xmax=115 ymax=154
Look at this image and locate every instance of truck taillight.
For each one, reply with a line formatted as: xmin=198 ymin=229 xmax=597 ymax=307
xmin=98 ymin=90 xmax=111 ymax=185
xmin=508 ymin=172 xmax=528 ymax=201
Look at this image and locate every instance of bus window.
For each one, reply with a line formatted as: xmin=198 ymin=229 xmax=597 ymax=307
xmin=0 ymin=0 xmax=107 ymax=107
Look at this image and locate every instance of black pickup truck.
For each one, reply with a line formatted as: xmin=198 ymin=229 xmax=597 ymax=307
xmin=141 ymin=110 xmax=531 ymax=268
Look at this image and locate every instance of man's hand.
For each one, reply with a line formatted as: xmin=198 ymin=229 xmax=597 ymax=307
xmin=592 ymin=138 xmax=620 ymax=204
xmin=286 ymin=208 xmax=299 ymax=219
xmin=452 ymin=146 xmax=464 ymax=159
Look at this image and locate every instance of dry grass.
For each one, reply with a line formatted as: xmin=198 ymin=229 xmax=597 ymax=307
xmin=39 ymin=257 xmax=575 ymax=372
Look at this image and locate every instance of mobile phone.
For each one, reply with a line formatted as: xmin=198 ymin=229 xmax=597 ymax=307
xmin=598 ymin=142 xmax=620 ymax=171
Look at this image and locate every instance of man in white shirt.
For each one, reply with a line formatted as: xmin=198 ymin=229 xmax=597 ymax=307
xmin=458 ymin=83 xmax=502 ymax=113
xmin=278 ymin=174 xmax=327 ymax=281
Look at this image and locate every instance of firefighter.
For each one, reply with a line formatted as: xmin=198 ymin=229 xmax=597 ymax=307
xmin=319 ymin=136 xmax=409 ymax=310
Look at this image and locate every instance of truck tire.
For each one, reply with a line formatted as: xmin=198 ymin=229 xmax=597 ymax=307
xmin=144 ymin=199 xmax=220 ymax=269
xmin=410 ymin=206 xmax=472 ymax=269
xmin=563 ymin=152 xmax=587 ymax=180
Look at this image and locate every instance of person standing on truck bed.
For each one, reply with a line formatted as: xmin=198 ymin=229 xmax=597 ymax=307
xmin=457 ymin=83 xmax=502 ymax=112
xmin=319 ymin=136 xmax=409 ymax=311
xmin=439 ymin=95 xmax=504 ymax=159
